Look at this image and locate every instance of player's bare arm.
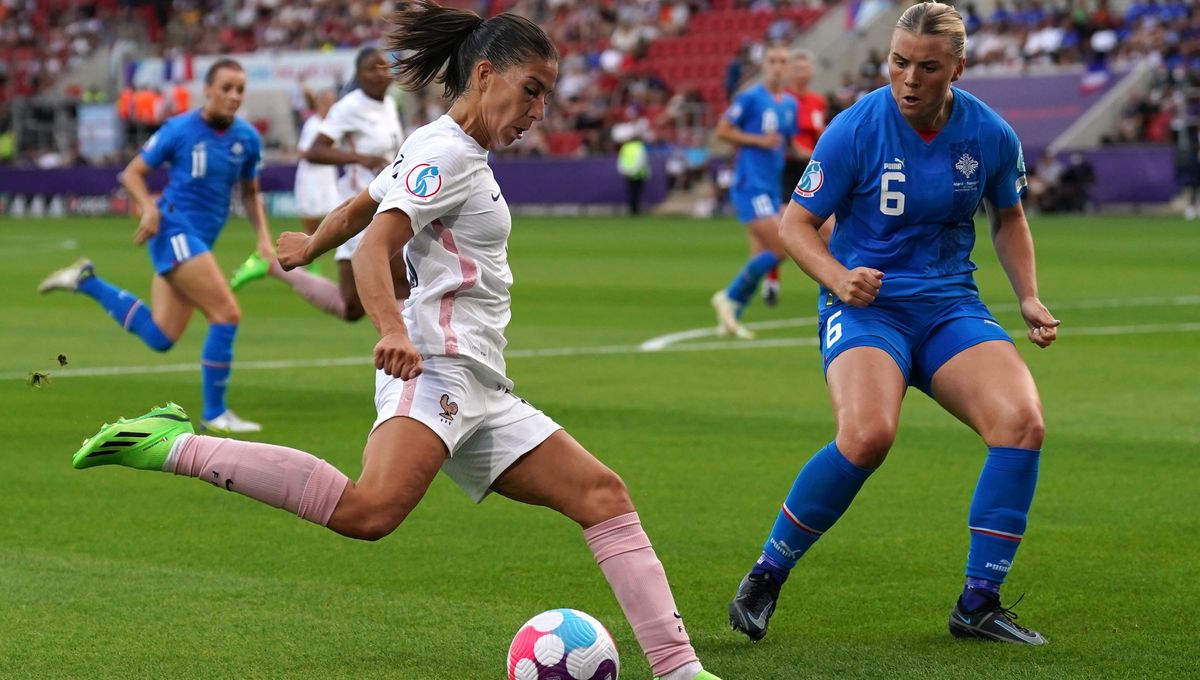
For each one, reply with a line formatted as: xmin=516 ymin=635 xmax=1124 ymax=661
xmin=305 ymin=134 xmax=390 ymax=172
xmin=780 ymin=201 xmax=882 ymax=307
xmin=277 ymin=190 xmax=380 ymax=270
xmin=986 ymin=199 xmax=1060 ymax=348
xmin=352 ymin=208 xmax=419 ymax=379
xmin=240 ymin=177 xmax=275 ymax=261
xmin=119 ymin=155 xmax=160 ymax=246
xmin=715 ymin=117 xmax=781 ymax=150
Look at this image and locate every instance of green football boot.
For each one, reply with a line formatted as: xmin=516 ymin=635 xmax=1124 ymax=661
xmin=229 ymin=251 xmax=269 ymax=291
xmin=72 ymin=402 xmax=194 ymax=471
xmin=653 ymin=671 xmax=722 ymax=680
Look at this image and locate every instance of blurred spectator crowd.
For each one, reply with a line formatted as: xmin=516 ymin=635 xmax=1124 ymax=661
xmin=10 ymin=0 xmax=1198 ymax=174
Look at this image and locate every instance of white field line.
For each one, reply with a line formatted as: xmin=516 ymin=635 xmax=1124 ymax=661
xmin=9 ymin=297 xmax=1200 ymax=383
xmin=640 ymin=294 xmax=1200 ymax=351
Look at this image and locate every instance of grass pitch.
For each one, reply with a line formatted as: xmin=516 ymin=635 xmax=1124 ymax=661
xmin=0 ymin=213 xmax=1197 ymax=679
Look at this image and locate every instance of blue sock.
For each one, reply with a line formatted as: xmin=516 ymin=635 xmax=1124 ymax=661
xmin=201 ymin=323 xmax=237 ymax=421
xmin=960 ymin=577 xmax=1002 ymax=611
xmin=964 ymin=446 xmax=1040 ymax=592
xmin=725 ymin=251 xmax=782 ymax=308
xmin=78 ymin=275 xmax=173 ymax=351
xmin=754 ymin=441 xmax=874 ymax=581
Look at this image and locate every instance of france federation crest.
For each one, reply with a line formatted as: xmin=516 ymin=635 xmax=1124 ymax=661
xmin=405 ymin=164 xmax=442 ymax=198
xmin=795 ymin=160 xmax=824 ymax=198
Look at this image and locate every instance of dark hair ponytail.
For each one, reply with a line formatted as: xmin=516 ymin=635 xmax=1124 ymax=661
xmin=386 ymin=0 xmax=557 ymax=101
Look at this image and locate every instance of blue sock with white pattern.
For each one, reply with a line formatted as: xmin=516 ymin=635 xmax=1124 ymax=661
xmin=961 ymin=446 xmax=1040 ymax=609
xmin=78 ymin=275 xmax=173 ymax=351
xmin=753 ymin=441 xmax=873 ymax=582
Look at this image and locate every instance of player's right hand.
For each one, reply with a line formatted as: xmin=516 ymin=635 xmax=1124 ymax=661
xmin=760 ymin=132 xmax=783 ymax=149
xmin=132 ymin=207 xmax=160 ymax=246
xmin=374 ymin=331 xmax=422 ymax=380
xmin=276 ymin=231 xmax=311 ymax=271
xmin=833 ymin=267 xmax=884 ymax=307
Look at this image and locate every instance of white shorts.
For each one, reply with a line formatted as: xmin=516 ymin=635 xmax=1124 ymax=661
xmin=294 ymin=168 xmax=340 ymax=219
xmin=334 ymin=231 xmax=363 ymax=262
xmin=371 ymin=356 xmax=562 ymax=503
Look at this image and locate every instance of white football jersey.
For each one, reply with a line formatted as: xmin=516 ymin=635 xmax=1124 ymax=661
xmin=369 ymin=115 xmax=512 ymax=384
xmin=318 ymin=88 xmax=404 ymax=201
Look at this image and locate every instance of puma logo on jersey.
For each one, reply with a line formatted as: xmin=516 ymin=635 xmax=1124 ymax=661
xmin=439 ymin=394 xmax=459 ymax=424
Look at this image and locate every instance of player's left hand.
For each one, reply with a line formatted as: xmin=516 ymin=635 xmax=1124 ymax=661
xmin=1020 ymin=297 xmax=1060 ymax=348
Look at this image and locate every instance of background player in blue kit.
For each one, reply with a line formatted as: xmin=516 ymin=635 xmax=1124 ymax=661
xmin=39 ymin=59 xmax=273 ymax=433
xmin=711 ymin=43 xmax=799 ymax=339
xmin=728 ymin=2 xmax=1059 ymax=645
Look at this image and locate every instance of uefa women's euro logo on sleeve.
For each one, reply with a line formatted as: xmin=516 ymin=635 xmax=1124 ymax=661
xmin=794 ymin=160 xmax=824 ymax=198
xmin=405 ymin=164 xmax=443 ymax=199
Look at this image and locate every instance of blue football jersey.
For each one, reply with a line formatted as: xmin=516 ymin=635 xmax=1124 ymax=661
xmin=792 ymin=86 xmax=1026 ymax=280
xmin=725 ymin=84 xmax=798 ymax=194
xmin=140 ymin=110 xmax=263 ymax=242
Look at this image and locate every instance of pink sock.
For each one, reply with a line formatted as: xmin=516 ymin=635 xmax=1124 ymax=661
xmin=165 ymin=433 xmax=349 ymax=526
xmin=270 ymin=261 xmax=348 ymax=319
xmin=584 ymin=512 xmax=698 ymax=677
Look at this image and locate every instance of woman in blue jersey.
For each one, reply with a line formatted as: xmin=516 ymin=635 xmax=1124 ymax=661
xmin=729 ymin=2 xmax=1059 ymax=645
xmin=710 ymin=43 xmax=799 ymax=339
xmin=38 ymin=59 xmax=273 ymax=433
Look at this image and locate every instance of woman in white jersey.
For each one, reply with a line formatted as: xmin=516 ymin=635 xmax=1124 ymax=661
xmin=71 ymin=3 xmax=721 ymax=679
xmin=231 ymin=47 xmax=409 ymax=321
xmin=293 ymin=88 xmax=338 ymax=237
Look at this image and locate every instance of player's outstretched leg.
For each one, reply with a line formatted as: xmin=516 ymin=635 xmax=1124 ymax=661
xmin=38 ymin=258 xmax=175 ymax=352
xmin=236 ymin=251 xmax=352 ymax=320
xmin=949 ymin=591 xmax=1046 ymax=645
xmin=72 ymin=402 xmax=194 ymax=470
xmin=73 ymin=403 xmax=351 ymax=527
xmin=229 ymin=252 xmax=269 ymax=291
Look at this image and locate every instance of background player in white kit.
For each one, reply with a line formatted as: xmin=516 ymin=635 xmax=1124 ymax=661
xmin=293 ymin=88 xmax=339 ymax=240
xmin=231 ymin=47 xmax=409 ymax=321
xmin=70 ymin=3 xmax=721 ymax=679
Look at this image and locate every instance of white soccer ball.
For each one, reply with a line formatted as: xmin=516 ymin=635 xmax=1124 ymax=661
xmin=507 ymin=608 xmax=619 ymax=680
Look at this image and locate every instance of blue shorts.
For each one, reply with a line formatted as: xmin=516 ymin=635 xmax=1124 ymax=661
xmin=817 ymin=275 xmax=1013 ymax=395
xmin=147 ymin=223 xmax=212 ymax=276
xmin=730 ymin=187 xmax=780 ymax=223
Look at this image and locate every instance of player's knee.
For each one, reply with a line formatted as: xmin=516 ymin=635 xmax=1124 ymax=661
xmin=333 ymin=491 xmax=415 ymax=541
xmin=209 ymin=302 xmax=241 ymax=325
xmin=988 ymin=402 xmax=1045 ymax=450
xmin=836 ymin=425 xmax=896 ymax=469
xmin=572 ymin=469 xmax=634 ymax=527
xmin=347 ymin=505 xmax=412 ymax=541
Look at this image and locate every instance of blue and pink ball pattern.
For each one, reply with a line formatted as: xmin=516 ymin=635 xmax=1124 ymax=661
xmin=507 ymin=608 xmax=620 ymax=680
